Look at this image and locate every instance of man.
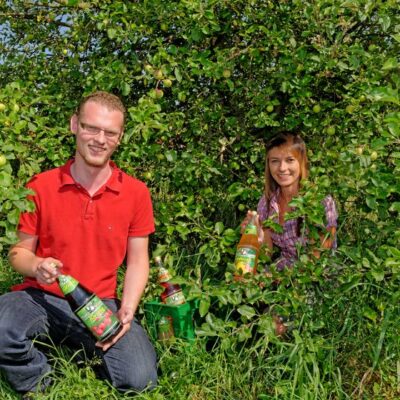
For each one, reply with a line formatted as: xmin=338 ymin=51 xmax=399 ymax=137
xmin=0 ymin=91 xmax=157 ymax=396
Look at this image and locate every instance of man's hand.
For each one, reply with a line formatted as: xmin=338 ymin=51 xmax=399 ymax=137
xmin=95 ymin=305 xmax=134 ymax=352
xmin=35 ymin=258 xmax=63 ymax=285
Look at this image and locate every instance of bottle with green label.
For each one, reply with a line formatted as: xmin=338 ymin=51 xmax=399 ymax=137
xmin=57 ymin=274 xmax=122 ymax=342
xmin=154 ymin=257 xmax=186 ymax=305
xmin=234 ymin=210 xmax=260 ymax=278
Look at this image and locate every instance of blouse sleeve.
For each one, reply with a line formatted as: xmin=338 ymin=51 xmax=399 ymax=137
xmin=322 ymin=195 xmax=338 ymax=229
xmin=257 ymin=195 xmax=268 ymax=222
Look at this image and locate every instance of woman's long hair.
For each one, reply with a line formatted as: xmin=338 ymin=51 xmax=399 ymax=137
xmin=264 ymin=132 xmax=309 ymax=203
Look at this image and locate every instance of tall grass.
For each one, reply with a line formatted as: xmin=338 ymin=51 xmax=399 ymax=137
xmin=0 ymin=251 xmax=399 ymax=400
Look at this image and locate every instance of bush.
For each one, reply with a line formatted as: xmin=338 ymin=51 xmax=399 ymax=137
xmin=0 ymin=1 xmax=399 ymax=398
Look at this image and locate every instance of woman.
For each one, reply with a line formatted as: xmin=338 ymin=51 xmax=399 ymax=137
xmin=243 ymin=132 xmax=338 ymax=270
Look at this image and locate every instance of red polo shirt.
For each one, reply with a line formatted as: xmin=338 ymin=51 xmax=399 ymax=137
xmin=13 ymin=159 xmax=155 ymax=299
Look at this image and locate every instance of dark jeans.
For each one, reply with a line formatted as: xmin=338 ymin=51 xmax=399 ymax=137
xmin=0 ymin=288 xmax=157 ymax=393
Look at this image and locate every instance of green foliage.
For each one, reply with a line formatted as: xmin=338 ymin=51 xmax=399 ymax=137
xmin=0 ymin=0 xmax=399 ymax=398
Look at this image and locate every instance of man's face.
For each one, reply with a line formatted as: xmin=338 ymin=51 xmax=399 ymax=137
xmin=70 ymin=101 xmax=124 ymax=168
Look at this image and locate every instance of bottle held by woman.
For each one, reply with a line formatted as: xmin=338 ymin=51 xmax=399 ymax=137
xmin=234 ymin=210 xmax=261 ymax=278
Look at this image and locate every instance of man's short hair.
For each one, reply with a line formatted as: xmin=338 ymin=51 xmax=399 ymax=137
xmin=76 ymin=91 xmax=126 ymax=124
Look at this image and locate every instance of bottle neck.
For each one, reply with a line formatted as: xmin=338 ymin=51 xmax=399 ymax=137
xmin=158 ymin=266 xmax=172 ymax=283
xmin=244 ymin=216 xmax=257 ymax=235
xmin=58 ymin=274 xmax=79 ymax=295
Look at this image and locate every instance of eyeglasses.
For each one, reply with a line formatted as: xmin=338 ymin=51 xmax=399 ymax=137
xmin=79 ymin=121 xmax=121 ymax=141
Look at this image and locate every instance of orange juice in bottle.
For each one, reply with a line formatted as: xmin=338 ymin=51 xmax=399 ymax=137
xmin=234 ymin=211 xmax=260 ymax=278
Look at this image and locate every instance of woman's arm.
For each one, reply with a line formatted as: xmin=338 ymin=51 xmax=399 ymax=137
xmin=312 ymin=195 xmax=338 ymax=258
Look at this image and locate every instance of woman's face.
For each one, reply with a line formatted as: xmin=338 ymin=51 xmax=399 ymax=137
xmin=268 ymin=144 xmax=301 ymax=191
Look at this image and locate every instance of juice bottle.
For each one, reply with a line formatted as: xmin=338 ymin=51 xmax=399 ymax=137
xmin=58 ymin=274 xmax=122 ymax=342
xmin=154 ymin=256 xmax=186 ymax=305
xmin=234 ymin=211 xmax=260 ymax=278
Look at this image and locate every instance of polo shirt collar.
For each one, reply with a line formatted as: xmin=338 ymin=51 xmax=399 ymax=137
xmin=59 ymin=159 xmax=122 ymax=194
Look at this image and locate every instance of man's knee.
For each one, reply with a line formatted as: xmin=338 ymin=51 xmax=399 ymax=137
xmin=114 ymin=365 xmax=158 ymax=393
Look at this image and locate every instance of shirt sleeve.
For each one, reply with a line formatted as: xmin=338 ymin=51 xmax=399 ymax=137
xmin=128 ymin=182 xmax=155 ymax=237
xmin=17 ymin=179 xmax=40 ymax=236
xmin=322 ymin=195 xmax=338 ymax=229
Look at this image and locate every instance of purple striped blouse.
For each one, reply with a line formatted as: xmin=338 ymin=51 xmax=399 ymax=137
xmin=257 ymin=190 xmax=338 ymax=270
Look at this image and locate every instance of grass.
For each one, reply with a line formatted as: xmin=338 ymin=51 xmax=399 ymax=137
xmin=0 ymin=255 xmax=399 ymax=399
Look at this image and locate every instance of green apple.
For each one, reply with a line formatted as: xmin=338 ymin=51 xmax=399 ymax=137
xmin=346 ymin=105 xmax=355 ymax=114
xmin=144 ymin=64 xmax=153 ymax=73
xmin=312 ymin=104 xmax=321 ymax=113
xmin=370 ymin=151 xmax=378 ymax=161
xmin=0 ymin=103 xmax=6 ymax=112
xmin=222 ymin=69 xmax=231 ymax=79
xmin=326 ymin=126 xmax=335 ymax=135
xmin=154 ymin=70 xmax=163 ymax=80
xmin=0 ymin=155 xmax=7 ymax=167
xmin=266 ymin=105 xmax=274 ymax=113
xmin=356 ymin=146 xmax=363 ymax=155
xmin=12 ymin=103 xmax=20 ymax=112
xmin=178 ymin=92 xmax=186 ymax=102
xmin=155 ymin=89 xmax=164 ymax=99
xmin=163 ymin=79 xmax=172 ymax=88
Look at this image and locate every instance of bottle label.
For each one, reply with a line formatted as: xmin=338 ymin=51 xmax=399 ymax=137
xmin=244 ymin=223 xmax=257 ymax=235
xmin=76 ymin=294 xmax=120 ymax=341
xmin=234 ymin=247 xmax=257 ymax=274
xmin=158 ymin=267 xmax=172 ymax=283
xmin=164 ymin=290 xmax=186 ymax=305
xmin=58 ymin=275 xmax=79 ymax=295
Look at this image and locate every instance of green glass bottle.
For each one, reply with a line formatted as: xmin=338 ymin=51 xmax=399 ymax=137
xmin=57 ymin=274 xmax=122 ymax=342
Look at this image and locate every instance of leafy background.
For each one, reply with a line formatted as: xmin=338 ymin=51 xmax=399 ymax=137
xmin=0 ymin=1 xmax=399 ymax=399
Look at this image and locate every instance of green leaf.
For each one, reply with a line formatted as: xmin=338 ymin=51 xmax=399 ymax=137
xmin=107 ymin=29 xmax=117 ymax=39
xmin=371 ymin=269 xmax=385 ymax=282
xmin=389 ymin=202 xmax=400 ymax=212
xmin=174 ymin=68 xmax=182 ymax=82
xmin=363 ymin=307 xmax=377 ymax=322
xmin=382 ymin=58 xmax=398 ymax=70
xmin=199 ymin=298 xmax=210 ymax=317
xmin=237 ymin=305 xmax=256 ymax=319
xmin=121 ymin=82 xmax=131 ymax=96
xmin=369 ymin=87 xmax=399 ymax=105
xmin=214 ymin=221 xmax=224 ymax=235
xmin=366 ymin=197 xmax=377 ymax=210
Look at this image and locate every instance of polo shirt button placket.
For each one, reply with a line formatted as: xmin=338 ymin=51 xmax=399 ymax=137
xmin=84 ymin=197 xmax=95 ymax=220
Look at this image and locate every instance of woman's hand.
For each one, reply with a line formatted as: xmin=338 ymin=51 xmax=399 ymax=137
xmin=240 ymin=210 xmax=265 ymax=244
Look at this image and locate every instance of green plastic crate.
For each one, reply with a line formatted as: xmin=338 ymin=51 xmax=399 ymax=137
xmin=143 ymin=299 xmax=198 ymax=342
